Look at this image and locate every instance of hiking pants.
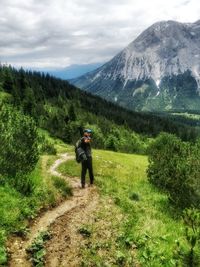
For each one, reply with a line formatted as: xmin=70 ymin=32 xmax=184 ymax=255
xmin=81 ymin=157 xmax=94 ymax=187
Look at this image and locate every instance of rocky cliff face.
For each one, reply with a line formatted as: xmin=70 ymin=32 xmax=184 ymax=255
xmin=72 ymin=20 xmax=200 ymax=111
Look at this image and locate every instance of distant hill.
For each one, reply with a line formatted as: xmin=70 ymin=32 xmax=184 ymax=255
xmin=72 ymin=20 xmax=200 ymax=112
xmin=28 ymin=63 xmax=103 ymax=80
xmin=0 ymin=65 xmax=198 ymax=145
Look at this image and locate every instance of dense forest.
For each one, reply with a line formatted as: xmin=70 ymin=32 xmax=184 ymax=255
xmin=0 ymin=64 xmax=199 ymax=153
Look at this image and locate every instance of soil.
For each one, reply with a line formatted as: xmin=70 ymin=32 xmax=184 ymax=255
xmin=7 ymin=153 xmax=99 ymax=267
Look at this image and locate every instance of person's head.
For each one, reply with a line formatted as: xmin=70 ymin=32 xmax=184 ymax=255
xmin=83 ymin=128 xmax=92 ymax=138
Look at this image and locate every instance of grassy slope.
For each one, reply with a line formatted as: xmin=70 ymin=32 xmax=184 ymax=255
xmin=59 ymin=149 xmax=186 ymax=267
xmin=0 ymin=137 xmax=72 ymax=265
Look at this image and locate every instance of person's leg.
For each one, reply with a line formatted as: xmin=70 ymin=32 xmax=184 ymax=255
xmin=88 ymin=157 xmax=94 ymax=185
xmin=81 ymin=161 xmax=87 ymax=188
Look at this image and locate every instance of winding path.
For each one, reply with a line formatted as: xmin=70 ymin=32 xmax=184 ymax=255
xmin=8 ymin=153 xmax=98 ymax=267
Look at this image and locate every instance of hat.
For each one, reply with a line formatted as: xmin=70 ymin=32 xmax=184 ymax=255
xmin=84 ymin=128 xmax=92 ymax=133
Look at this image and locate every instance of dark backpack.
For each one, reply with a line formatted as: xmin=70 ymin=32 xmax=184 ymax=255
xmin=75 ymin=140 xmax=87 ymax=163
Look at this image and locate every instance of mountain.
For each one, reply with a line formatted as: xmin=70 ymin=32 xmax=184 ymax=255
xmin=72 ymin=20 xmax=200 ymax=111
xmin=25 ymin=63 xmax=103 ymax=80
xmin=48 ymin=63 xmax=103 ymax=79
xmin=47 ymin=63 xmax=103 ymax=80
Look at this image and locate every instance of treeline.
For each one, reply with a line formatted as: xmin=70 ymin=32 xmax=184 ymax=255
xmin=155 ymin=111 xmax=200 ymax=127
xmin=0 ymin=64 xmax=198 ymax=151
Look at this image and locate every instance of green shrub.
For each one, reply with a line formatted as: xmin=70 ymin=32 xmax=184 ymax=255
xmin=27 ymin=231 xmax=51 ymax=267
xmin=147 ymin=133 xmax=200 ymax=208
xmin=0 ymin=104 xmax=39 ymax=194
xmin=105 ymin=134 xmax=119 ymax=151
xmin=174 ymin=208 xmax=200 ymax=266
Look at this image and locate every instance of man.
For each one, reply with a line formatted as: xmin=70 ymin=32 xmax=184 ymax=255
xmin=76 ymin=129 xmax=94 ymax=188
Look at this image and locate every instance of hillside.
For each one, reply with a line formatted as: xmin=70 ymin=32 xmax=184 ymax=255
xmin=72 ymin=20 xmax=200 ymax=112
xmin=3 ymin=143 xmax=198 ymax=266
xmin=0 ymin=65 xmax=198 ymax=144
xmin=0 ymin=67 xmax=199 ymax=265
xmin=57 ymin=148 xmax=191 ymax=266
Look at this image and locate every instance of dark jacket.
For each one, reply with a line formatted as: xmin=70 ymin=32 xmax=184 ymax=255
xmin=79 ymin=137 xmax=92 ymax=158
xmin=75 ymin=137 xmax=92 ymax=162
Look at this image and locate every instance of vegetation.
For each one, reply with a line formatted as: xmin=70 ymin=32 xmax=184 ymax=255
xmin=59 ymin=148 xmax=200 ymax=266
xmin=172 ymin=208 xmax=200 ymax=267
xmin=0 ymin=135 xmax=72 ymax=265
xmin=0 ymin=63 xmax=200 ymax=266
xmin=0 ymin=64 xmax=198 ymax=153
xmin=0 ymin=104 xmax=39 ymax=194
xmin=27 ymin=231 xmax=52 ymax=267
xmin=147 ymin=133 xmax=200 ymax=209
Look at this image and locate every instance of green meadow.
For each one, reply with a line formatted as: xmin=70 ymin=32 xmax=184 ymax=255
xmin=59 ymin=148 xmax=189 ymax=267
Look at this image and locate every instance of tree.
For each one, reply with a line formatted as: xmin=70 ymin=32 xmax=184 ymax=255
xmin=2 ymin=68 xmax=14 ymax=94
xmin=68 ymin=104 xmax=77 ymax=121
xmin=23 ymin=87 xmax=36 ymax=116
xmin=0 ymin=104 xmax=39 ymax=194
xmin=105 ymin=135 xmax=119 ymax=151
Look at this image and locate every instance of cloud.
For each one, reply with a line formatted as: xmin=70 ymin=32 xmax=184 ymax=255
xmin=0 ymin=0 xmax=200 ymax=68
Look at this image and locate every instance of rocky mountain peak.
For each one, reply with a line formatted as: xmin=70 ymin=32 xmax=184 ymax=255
xmin=72 ymin=20 xmax=200 ymax=111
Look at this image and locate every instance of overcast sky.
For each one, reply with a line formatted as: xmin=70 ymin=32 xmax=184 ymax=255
xmin=0 ymin=0 xmax=200 ymax=69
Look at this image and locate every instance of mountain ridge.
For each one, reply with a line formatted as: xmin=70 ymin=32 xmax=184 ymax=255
xmin=72 ymin=20 xmax=200 ymax=111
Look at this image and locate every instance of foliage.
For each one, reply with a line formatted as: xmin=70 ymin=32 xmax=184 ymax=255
xmin=105 ymin=134 xmax=119 ymax=151
xmin=27 ymin=231 xmax=51 ymax=267
xmin=173 ymin=208 xmax=200 ymax=266
xmin=147 ymin=133 xmax=200 ymax=208
xmin=0 ymin=104 xmax=39 ymax=194
xmin=0 ymin=65 xmax=198 ymax=156
xmin=183 ymin=208 xmax=200 ymax=266
xmin=0 ymin=142 xmax=73 ymax=267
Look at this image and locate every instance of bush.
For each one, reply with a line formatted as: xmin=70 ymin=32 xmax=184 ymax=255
xmin=147 ymin=133 xmax=200 ymax=208
xmin=174 ymin=208 xmax=200 ymax=266
xmin=0 ymin=104 xmax=39 ymax=194
xmin=105 ymin=134 xmax=119 ymax=151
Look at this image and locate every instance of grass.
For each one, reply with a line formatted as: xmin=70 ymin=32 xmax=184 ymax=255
xmin=0 ymin=138 xmax=194 ymax=266
xmin=0 ymin=140 xmax=72 ymax=265
xmin=59 ymin=148 xmax=188 ymax=266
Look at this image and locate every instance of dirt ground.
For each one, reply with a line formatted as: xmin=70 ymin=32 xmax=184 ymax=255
xmin=7 ymin=153 xmax=99 ymax=267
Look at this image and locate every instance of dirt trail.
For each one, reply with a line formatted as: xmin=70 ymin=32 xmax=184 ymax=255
xmin=7 ymin=153 xmax=99 ymax=267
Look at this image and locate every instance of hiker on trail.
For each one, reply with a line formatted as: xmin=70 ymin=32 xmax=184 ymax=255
xmin=75 ymin=129 xmax=94 ymax=188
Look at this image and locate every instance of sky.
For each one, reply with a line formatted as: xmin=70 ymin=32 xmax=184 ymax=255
xmin=0 ymin=0 xmax=200 ymax=69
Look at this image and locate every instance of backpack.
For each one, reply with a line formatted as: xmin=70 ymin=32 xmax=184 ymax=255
xmin=75 ymin=140 xmax=87 ymax=163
